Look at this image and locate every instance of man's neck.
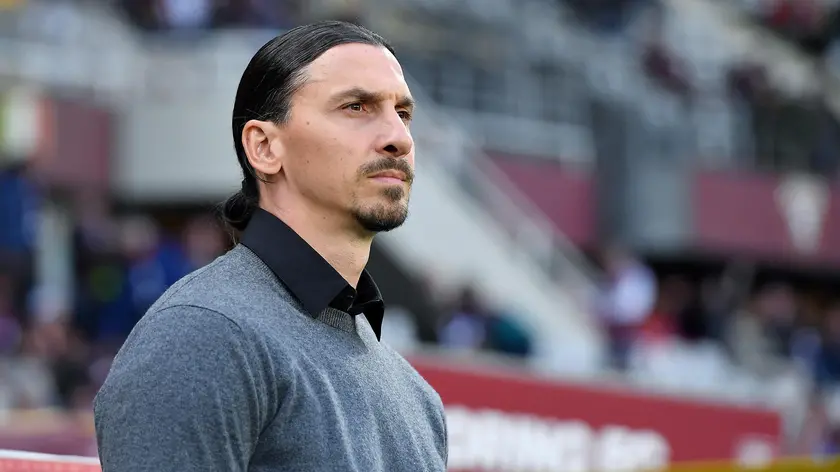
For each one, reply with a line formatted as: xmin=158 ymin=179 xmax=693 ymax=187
xmin=260 ymin=202 xmax=372 ymax=288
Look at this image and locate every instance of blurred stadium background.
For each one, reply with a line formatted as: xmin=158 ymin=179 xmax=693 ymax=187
xmin=2 ymin=0 xmax=840 ymax=470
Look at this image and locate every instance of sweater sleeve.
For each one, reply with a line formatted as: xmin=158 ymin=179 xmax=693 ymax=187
xmin=94 ymin=305 xmax=269 ymax=471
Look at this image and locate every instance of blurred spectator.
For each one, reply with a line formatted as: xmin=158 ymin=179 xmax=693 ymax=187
xmin=0 ymin=351 xmax=55 ymax=410
xmin=439 ymin=285 xmax=491 ymax=352
xmin=594 ymin=244 xmax=657 ymax=370
xmin=181 ymin=215 xmax=226 ymax=272
xmin=68 ymin=210 xmax=226 ymax=350
xmin=0 ymin=274 xmax=22 ymax=355
xmin=0 ymin=163 xmax=39 ymax=321
xmin=640 ymin=275 xmax=683 ymax=346
xmin=675 ymin=276 xmax=734 ymax=343
xmin=795 ymin=391 xmax=840 ymax=457
xmin=70 ymin=193 xmax=117 ymax=343
xmin=726 ymin=283 xmax=798 ymax=375
xmin=439 ymin=285 xmax=533 ymax=357
xmin=484 ymin=309 xmax=533 ymax=357
xmin=674 ymin=278 xmax=708 ymax=342
xmin=815 ymin=303 xmax=840 ymax=387
xmin=71 ymin=192 xmax=118 ymax=259
xmin=1 ymin=289 xmax=63 ymax=410
xmin=157 ymin=0 xmax=213 ymax=31
xmin=762 ymin=283 xmax=800 ymax=357
xmin=27 ymin=287 xmax=94 ymax=410
xmin=112 ymin=216 xmax=195 ymax=336
xmin=120 ymin=0 xmax=295 ymax=32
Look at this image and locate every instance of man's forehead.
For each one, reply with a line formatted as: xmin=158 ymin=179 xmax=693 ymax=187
xmin=302 ymin=43 xmax=411 ymax=98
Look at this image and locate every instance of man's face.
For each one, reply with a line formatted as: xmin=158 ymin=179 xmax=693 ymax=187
xmin=279 ymin=43 xmax=415 ymax=234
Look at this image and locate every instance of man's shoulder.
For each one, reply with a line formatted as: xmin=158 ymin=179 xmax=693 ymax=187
xmin=149 ymin=245 xmax=295 ymax=322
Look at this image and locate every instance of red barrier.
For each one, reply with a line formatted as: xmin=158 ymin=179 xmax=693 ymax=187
xmin=410 ymin=356 xmax=782 ymax=472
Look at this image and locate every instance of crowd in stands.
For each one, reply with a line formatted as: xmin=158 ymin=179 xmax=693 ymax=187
xmin=592 ymin=243 xmax=840 ymax=455
xmin=593 ymin=248 xmax=840 ymax=454
xmin=561 ymin=0 xmax=840 ymax=177
xmin=596 ymin=250 xmax=840 ymax=389
xmin=562 ymin=0 xmax=840 ymax=83
xmin=0 ymin=169 xmax=228 ymax=411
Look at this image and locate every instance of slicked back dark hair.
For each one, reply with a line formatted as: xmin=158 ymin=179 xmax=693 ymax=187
xmin=220 ymin=21 xmax=395 ymax=236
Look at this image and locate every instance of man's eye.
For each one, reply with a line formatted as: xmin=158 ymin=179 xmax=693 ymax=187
xmin=398 ymin=110 xmax=412 ymax=121
xmin=346 ymin=103 xmax=364 ymax=112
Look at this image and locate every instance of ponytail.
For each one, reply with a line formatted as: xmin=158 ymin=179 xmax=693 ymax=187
xmin=219 ymin=177 xmax=258 ymax=237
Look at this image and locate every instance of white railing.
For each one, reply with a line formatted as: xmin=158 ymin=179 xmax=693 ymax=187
xmin=0 ymin=449 xmax=99 ymax=466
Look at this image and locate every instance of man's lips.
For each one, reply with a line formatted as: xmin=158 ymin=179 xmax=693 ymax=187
xmin=369 ymin=170 xmax=408 ymax=182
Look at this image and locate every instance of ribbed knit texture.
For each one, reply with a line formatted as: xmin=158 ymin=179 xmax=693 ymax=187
xmin=94 ymin=245 xmax=447 ymax=472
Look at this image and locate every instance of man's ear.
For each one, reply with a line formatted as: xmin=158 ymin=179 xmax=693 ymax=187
xmin=242 ymin=119 xmax=284 ymax=178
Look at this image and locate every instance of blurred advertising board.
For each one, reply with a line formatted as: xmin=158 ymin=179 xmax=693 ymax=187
xmin=692 ymin=171 xmax=840 ymax=266
xmin=409 ymin=355 xmax=782 ymax=472
xmin=494 ymin=159 xmax=840 ymax=270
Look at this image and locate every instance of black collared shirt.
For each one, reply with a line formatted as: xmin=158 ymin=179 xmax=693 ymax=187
xmin=240 ymin=208 xmax=385 ymax=340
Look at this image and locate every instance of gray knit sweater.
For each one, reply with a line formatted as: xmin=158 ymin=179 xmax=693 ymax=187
xmin=94 ymin=245 xmax=448 ymax=471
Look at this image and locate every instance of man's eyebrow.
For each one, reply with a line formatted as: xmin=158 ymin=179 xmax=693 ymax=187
xmin=331 ymin=87 xmax=416 ymax=110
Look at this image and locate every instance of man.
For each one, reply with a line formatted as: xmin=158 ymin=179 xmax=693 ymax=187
xmin=0 ymin=162 xmax=38 ymax=322
xmin=94 ymin=21 xmax=448 ymax=471
xmin=594 ymin=244 xmax=656 ymax=370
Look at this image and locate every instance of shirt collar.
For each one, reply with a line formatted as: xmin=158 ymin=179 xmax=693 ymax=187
xmin=240 ymin=208 xmax=385 ymax=340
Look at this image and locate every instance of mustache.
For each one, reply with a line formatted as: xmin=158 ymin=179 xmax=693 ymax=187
xmin=359 ymin=159 xmax=415 ymax=183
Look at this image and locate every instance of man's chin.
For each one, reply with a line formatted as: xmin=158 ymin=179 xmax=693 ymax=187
xmin=353 ymin=207 xmax=408 ymax=233
xmin=357 ymin=215 xmax=407 ymax=233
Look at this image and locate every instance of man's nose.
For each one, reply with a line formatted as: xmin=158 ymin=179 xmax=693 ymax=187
xmin=377 ymin=112 xmax=413 ymax=159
